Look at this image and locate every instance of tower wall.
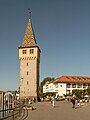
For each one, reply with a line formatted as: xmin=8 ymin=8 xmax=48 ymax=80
xmin=19 ymin=47 xmax=40 ymax=99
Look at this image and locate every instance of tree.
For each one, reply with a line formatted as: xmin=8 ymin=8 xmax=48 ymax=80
xmin=86 ymin=87 xmax=90 ymax=95
xmin=41 ymin=77 xmax=55 ymax=87
xmin=72 ymin=89 xmax=83 ymax=99
xmin=39 ymin=77 xmax=55 ymax=97
xmin=72 ymin=87 xmax=90 ymax=99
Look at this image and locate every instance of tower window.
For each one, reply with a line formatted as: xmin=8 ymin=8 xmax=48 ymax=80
xmin=30 ymin=49 xmax=34 ymax=54
xmin=27 ymin=63 xmax=28 ymax=66
xmin=27 ymin=71 xmax=29 ymax=75
xmin=22 ymin=50 xmax=27 ymax=54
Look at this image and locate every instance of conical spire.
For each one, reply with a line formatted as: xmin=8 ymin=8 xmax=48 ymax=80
xmin=20 ymin=18 xmax=38 ymax=48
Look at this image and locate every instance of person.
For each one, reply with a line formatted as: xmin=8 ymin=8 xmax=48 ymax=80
xmin=77 ymin=100 xmax=80 ymax=108
xmin=33 ymin=97 xmax=36 ymax=103
xmin=29 ymin=99 xmax=32 ymax=104
xmin=51 ymin=96 xmax=55 ymax=107
xmin=71 ymin=97 xmax=76 ymax=108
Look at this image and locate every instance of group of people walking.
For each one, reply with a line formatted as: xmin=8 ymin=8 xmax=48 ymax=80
xmin=50 ymin=95 xmax=81 ymax=109
xmin=71 ymin=97 xmax=81 ymax=109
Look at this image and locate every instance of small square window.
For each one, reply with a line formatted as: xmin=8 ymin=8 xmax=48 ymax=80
xmin=22 ymin=50 xmax=27 ymax=54
xmin=60 ymin=85 xmax=62 ymax=87
xmin=77 ymin=83 xmax=82 ymax=88
xmin=83 ymin=84 xmax=87 ymax=88
xmin=30 ymin=49 xmax=34 ymax=54
xmin=67 ymin=84 xmax=71 ymax=88
xmin=72 ymin=83 xmax=76 ymax=88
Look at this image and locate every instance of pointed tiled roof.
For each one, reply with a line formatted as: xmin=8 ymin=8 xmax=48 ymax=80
xmin=19 ymin=19 xmax=38 ymax=48
xmin=54 ymin=76 xmax=90 ymax=84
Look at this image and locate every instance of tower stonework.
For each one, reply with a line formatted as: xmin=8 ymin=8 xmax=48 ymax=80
xmin=18 ymin=18 xmax=41 ymax=99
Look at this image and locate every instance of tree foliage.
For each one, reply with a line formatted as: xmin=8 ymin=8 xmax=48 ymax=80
xmin=72 ymin=89 xmax=83 ymax=99
xmin=41 ymin=77 xmax=55 ymax=87
xmin=39 ymin=77 xmax=55 ymax=97
xmin=86 ymin=87 xmax=90 ymax=95
xmin=72 ymin=87 xmax=90 ymax=99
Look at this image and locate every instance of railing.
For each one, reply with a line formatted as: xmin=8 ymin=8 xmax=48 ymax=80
xmin=0 ymin=105 xmax=23 ymax=120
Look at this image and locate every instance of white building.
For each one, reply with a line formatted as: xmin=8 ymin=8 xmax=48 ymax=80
xmin=43 ymin=76 xmax=90 ymax=97
xmin=43 ymin=82 xmax=56 ymax=93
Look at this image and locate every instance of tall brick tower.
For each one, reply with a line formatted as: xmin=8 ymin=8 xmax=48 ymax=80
xmin=18 ymin=17 xmax=41 ymax=99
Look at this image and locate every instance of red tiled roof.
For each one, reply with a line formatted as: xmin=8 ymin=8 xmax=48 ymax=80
xmin=54 ymin=76 xmax=90 ymax=84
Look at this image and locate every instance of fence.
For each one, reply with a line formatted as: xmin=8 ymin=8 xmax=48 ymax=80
xmin=0 ymin=104 xmax=23 ymax=120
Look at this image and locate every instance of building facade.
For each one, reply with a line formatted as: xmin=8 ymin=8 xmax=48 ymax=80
xmin=43 ymin=76 xmax=90 ymax=97
xmin=18 ymin=18 xmax=41 ymax=99
xmin=43 ymin=82 xmax=66 ymax=97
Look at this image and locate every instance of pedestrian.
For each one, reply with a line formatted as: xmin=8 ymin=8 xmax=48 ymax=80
xmin=29 ymin=99 xmax=32 ymax=104
xmin=77 ymin=100 xmax=80 ymax=108
xmin=33 ymin=97 xmax=36 ymax=103
xmin=71 ymin=97 xmax=76 ymax=108
xmin=51 ymin=96 xmax=55 ymax=107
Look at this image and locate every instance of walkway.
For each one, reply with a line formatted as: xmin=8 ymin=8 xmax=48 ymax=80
xmin=23 ymin=101 xmax=90 ymax=120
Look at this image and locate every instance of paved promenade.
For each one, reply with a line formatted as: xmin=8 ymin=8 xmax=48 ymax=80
xmin=24 ymin=101 xmax=90 ymax=120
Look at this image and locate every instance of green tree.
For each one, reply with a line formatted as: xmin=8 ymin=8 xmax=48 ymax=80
xmin=39 ymin=77 xmax=55 ymax=97
xmin=72 ymin=88 xmax=90 ymax=99
xmin=72 ymin=89 xmax=83 ymax=99
xmin=86 ymin=87 xmax=90 ymax=95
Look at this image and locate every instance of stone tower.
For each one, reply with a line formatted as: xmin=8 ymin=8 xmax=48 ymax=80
xmin=18 ymin=17 xmax=41 ymax=99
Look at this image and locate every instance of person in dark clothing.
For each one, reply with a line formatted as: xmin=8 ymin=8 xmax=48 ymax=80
xmin=71 ymin=97 xmax=76 ymax=108
xmin=33 ymin=97 xmax=36 ymax=103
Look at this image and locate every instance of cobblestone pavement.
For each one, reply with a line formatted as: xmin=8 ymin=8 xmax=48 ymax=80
xmin=25 ymin=101 xmax=90 ymax=120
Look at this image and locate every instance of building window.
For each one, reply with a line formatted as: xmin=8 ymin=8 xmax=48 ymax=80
xmin=27 ymin=63 xmax=28 ymax=66
xmin=67 ymin=84 xmax=71 ymax=88
xmin=22 ymin=50 xmax=27 ymax=54
xmin=77 ymin=83 xmax=82 ymax=88
xmin=72 ymin=83 xmax=76 ymax=88
xmin=46 ymin=85 xmax=48 ymax=89
xmin=83 ymin=84 xmax=87 ymax=88
xmin=30 ymin=49 xmax=34 ymax=54
xmin=60 ymin=85 xmax=62 ymax=87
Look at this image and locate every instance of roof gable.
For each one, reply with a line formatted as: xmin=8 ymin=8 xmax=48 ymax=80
xmin=19 ymin=19 xmax=38 ymax=48
xmin=54 ymin=76 xmax=90 ymax=84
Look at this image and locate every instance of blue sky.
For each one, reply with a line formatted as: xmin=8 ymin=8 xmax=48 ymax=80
xmin=0 ymin=0 xmax=90 ymax=90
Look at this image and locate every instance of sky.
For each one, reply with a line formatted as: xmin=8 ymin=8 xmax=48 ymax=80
xmin=0 ymin=0 xmax=90 ymax=91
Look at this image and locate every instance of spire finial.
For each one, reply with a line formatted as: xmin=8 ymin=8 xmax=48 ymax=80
xmin=28 ymin=8 xmax=31 ymax=20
